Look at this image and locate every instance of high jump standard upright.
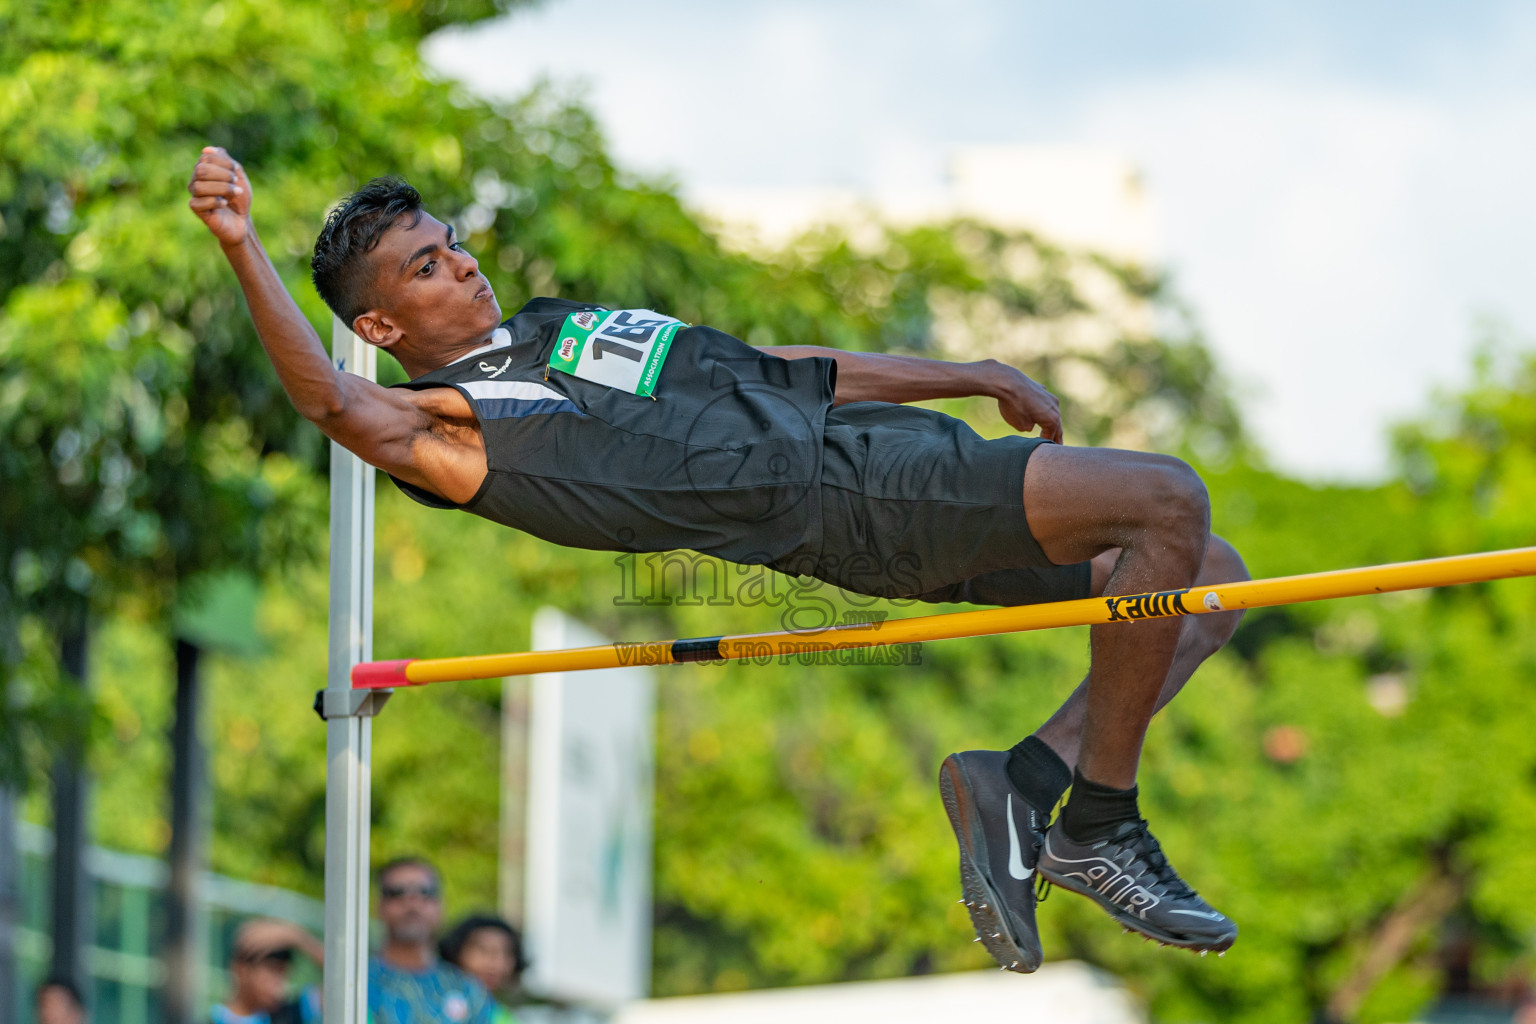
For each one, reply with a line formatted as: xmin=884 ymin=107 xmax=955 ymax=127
xmin=318 ymin=319 xmax=388 ymax=1024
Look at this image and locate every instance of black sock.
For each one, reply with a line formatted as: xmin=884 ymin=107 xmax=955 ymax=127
xmin=1060 ymin=769 xmax=1140 ymax=844
xmin=1005 ymin=736 xmax=1072 ymax=815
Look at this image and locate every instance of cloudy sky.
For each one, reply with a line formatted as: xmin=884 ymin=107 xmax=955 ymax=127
xmin=426 ymin=0 xmax=1536 ymax=481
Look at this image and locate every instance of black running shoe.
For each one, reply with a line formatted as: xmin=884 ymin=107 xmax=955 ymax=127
xmin=1037 ymin=817 xmax=1237 ymax=953
xmin=939 ymin=750 xmax=1050 ymax=973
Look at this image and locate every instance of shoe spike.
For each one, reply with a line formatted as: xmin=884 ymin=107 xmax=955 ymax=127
xmin=1200 ymin=951 xmax=1207 ymax=957
xmin=1218 ymin=951 xmax=1226 ymax=958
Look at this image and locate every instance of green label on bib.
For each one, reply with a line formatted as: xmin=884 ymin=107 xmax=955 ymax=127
xmin=547 ymin=308 xmax=683 ymax=397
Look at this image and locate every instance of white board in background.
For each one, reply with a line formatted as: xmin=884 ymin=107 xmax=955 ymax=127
xmin=523 ymin=607 xmax=655 ymax=1008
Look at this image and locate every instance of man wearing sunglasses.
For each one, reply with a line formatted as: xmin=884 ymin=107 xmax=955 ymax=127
xmin=370 ymin=858 xmax=493 ymax=1024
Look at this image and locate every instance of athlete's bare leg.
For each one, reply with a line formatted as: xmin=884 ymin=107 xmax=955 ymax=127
xmin=1020 ymin=444 xmax=1212 ymax=788
xmin=1031 ymin=535 xmax=1249 ymax=770
xmin=942 ymin=444 xmax=1239 ymax=967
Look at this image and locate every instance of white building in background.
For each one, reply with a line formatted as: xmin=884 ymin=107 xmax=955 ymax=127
xmin=947 ymin=146 xmax=1156 ymax=264
xmin=692 ymin=144 xmax=1161 ymax=375
xmin=690 ymin=144 xmax=1158 ymax=266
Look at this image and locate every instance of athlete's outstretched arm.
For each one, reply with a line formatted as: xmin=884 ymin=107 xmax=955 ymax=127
xmin=762 ymin=345 xmax=1063 ymax=442
xmin=186 ymin=147 xmax=432 ymax=473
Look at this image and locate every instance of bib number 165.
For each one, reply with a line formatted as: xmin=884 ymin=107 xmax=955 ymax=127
xmin=548 ymin=308 xmax=684 ymax=398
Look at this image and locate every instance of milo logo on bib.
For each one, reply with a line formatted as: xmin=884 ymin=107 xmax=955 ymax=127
xmin=548 ymin=308 xmax=684 ymax=398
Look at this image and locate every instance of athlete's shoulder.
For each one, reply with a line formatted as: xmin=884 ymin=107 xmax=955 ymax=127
xmin=499 ymin=296 xmax=608 ymax=348
xmin=505 ymin=296 xmax=604 ymax=325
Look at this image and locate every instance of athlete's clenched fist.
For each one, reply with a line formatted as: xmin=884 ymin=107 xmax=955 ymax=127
xmin=187 ymin=146 xmax=253 ymax=249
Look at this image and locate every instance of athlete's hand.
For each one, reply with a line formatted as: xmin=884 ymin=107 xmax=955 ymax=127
xmin=187 ymin=146 xmax=253 ymax=249
xmin=989 ymin=363 xmax=1063 ymax=443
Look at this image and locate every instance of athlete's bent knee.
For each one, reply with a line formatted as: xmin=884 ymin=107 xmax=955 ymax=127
xmin=1202 ymin=535 xmax=1249 ymax=585
xmin=1137 ymin=456 xmax=1210 ymax=559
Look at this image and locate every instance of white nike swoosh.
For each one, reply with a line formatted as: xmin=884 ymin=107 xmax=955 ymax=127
xmin=1168 ymin=909 xmax=1225 ymax=920
xmin=1006 ymin=795 xmax=1033 ymax=880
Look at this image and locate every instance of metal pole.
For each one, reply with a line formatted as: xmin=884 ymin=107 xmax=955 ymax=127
xmin=164 ymin=638 xmax=207 ymax=1024
xmin=353 ymin=546 xmax=1536 ymax=687
xmin=319 ymin=318 xmax=388 ymax=1024
xmin=0 ymin=784 xmax=16 ymax=1024
xmin=0 ymin=602 xmax=16 ymax=1023
xmin=50 ymin=624 xmax=91 ymax=1003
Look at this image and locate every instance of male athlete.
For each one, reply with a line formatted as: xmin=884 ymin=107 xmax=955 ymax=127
xmin=189 ymin=146 xmax=1249 ymax=971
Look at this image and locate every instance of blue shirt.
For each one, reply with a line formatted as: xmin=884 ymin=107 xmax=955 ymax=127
xmin=367 ymin=957 xmax=493 ymax=1024
xmin=211 ymin=987 xmax=320 ymax=1024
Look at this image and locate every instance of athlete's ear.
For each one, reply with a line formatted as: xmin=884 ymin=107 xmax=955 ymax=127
xmin=352 ymin=310 xmax=401 ymax=351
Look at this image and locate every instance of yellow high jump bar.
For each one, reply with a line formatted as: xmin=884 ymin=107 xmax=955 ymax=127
xmin=352 ymin=547 xmax=1536 ymax=689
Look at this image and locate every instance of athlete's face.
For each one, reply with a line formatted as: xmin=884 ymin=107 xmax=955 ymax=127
xmin=353 ymin=210 xmax=502 ymax=367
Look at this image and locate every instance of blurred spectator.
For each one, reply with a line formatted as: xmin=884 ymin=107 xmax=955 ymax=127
xmin=211 ymin=918 xmax=324 ymax=1024
xmin=35 ymin=978 xmax=86 ymax=1024
xmin=369 ymin=856 xmax=493 ymax=1024
xmin=439 ymin=914 xmax=528 ymax=1023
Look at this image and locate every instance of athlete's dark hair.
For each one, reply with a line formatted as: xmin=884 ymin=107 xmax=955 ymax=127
xmin=438 ymin=913 xmax=528 ymax=979
xmin=311 ymin=176 xmax=423 ymax=326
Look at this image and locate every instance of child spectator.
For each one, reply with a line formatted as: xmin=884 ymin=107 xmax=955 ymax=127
xmin=439 ymin=914 xmax=528 ymax=1024
xmin=211 ymin=918 xmax=323 ymax=1024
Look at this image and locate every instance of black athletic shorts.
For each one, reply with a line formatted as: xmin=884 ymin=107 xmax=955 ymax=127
xmin=789 ymin=402 xmax=1092 ymax=607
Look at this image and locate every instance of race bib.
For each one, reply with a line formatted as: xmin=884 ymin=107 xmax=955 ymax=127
xmin=547 ymin=308 xmax=683 ymax=397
